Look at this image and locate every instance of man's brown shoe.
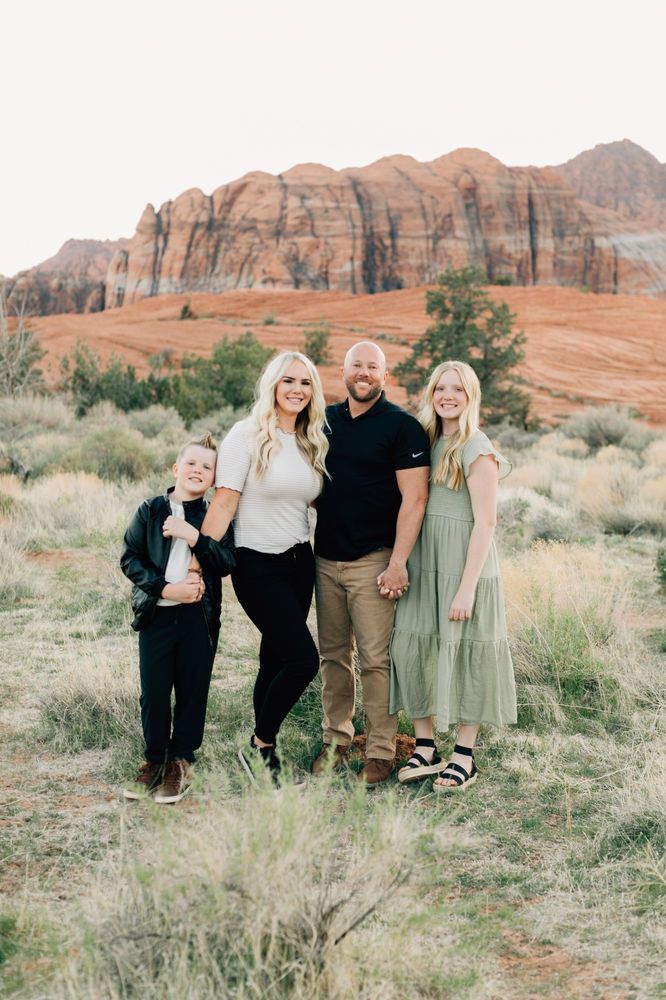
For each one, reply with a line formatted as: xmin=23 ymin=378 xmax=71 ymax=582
xmin=357 ymin=758 xmax=394 ymax=786
xmin=123 ymin=761 xmax=163 ymax=800
xmin=311 ymin=744 xmax=350 ymax=776
xmin=154 ymin=760 xmax=191 ymax=804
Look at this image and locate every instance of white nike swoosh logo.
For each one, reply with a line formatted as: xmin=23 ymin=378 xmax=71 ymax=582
xmin=412 ymin=451 xmax=425 ymax=458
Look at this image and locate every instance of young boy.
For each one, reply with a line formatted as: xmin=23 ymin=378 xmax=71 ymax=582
xmin=120 ymin=433 xmax=235 ymax=803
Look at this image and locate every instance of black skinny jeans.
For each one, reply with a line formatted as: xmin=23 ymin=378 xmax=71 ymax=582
xmin=138 ymin=602 xmax=217 ymax=763
xmin=231 ymin=541 xmax=319 ymax=744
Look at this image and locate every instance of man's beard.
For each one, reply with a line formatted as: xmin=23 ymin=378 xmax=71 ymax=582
xmin=345 ymin=378 xmax=383 ymax=404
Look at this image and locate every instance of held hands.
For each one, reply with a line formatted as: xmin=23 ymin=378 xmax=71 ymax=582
xmin=377 ymin=560 xmax=409 ymax=601
xmin=163 ymin=515 xmax=199 ymax=546
xmin=448 ymin=586 xmax=475 ymax=621
xmin=161 ymin=574 xmax=205 ymax=603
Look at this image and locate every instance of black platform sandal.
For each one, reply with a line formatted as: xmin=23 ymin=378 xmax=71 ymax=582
xmin=433 ymin=743 xmax=478 ymax=793
xmin=398 ymin=738 xmax=448 ymax=785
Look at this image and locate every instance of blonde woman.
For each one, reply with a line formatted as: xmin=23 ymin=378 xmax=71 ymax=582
xmin=389 ymin=361 xmax=516 ymax=791
xmin=196 ymin=351 xmax=329 ymax=782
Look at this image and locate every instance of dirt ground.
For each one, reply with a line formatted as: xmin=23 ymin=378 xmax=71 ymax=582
xmin=30 ymin=285 xmax=666 ymax=425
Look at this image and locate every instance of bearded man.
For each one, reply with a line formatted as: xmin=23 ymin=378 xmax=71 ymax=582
xmin=312 ymin=342 xmax=430 ymax=785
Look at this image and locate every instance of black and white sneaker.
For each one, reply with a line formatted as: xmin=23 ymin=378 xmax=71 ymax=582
xmin=238 ymin=735 xmax=282 ymax=787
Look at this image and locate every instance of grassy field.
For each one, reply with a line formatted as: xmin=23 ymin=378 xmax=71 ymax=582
xmin=1 ymin=397 xmax=665 ymax=998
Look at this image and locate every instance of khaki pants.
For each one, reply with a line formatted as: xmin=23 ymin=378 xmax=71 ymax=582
xmin=315 ymin=549 xmax=397 ymax=761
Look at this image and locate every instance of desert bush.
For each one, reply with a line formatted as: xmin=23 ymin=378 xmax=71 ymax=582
xmin=507 ymin=451 xmax=585 ymax=505
xmin=576 ymin=463 xmax=666 ymax=535
xmin=0 ymin=538 xmax=39 ymax=606
xmin=0 ymin=394 xmax=74 ymax=436
xmin=504 ymin=543 xmax=650 ymax=732
xmin=59 ymin=427 xmax=160 ymax=481
xmin=14 ymin=473 xmax=136 ymax=550
xmin=188 ymin=406 xmax=249 ymax=441
xmin=594 ymin=444 xmax=640 ymax=466
xmin=597 ymin=780 xmax=666 ymax=862
xmin=643 ymin=438 xmax=666 ymax=469
xmin=54 ymin=784 xmax=461 ymax=1000
xmin=657 ymin=546 xmax=666 ymax=588
xmin=497 ymin=487 xmax=579 ymax=550
xmin=485 ymin=420 xmax=541 ymax=454
xmin=13 ymin=431 xmax=80 ymax=479
xmin=537 ymin=431 xmax=589 ymax=458
xmin=39 ymin=641 xmax=140 ymax=752
xmin=127 ymin=404 xmax=186 ymax=441
xmin=562 ymin=404 xmax=655 ymax=452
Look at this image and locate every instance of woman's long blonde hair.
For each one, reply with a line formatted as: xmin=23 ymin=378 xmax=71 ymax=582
xmin=418 ymin=361 xmax=481 ymax=490
xmin=250 ymin=351 xmax=329 ymax=480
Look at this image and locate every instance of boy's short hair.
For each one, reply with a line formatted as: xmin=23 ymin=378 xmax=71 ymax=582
xmin=176 ymin=433 xmax=217 ymax=464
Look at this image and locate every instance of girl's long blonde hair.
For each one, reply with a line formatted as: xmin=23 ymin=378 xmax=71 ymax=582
xmin=418 ymin=361 xmax=481 ymax=490
xmin=250 ymin=351 xmax=329 ymax=480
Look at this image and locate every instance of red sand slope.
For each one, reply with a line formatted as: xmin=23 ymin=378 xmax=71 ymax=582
xmin=31 ymin=286 xmax=666 ymax=425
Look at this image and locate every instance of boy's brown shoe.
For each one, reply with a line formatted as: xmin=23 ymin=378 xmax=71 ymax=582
xmin=356 ymin=758 xmax=394 ymax=786
xmin=123 ymin=762 xmax=163 ymax=800
xmin=311 ymin=744 xmax=350 ymax=776
xmin=154 ymin=760 xmax=191 ymax=804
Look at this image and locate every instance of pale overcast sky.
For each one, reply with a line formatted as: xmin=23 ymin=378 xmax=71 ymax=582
xmin=1 ymin=0 xmax=664 ymax=276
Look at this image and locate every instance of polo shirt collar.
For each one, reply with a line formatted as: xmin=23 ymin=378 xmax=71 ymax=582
xmin=343 ymin=391 xmax=389 ymax=421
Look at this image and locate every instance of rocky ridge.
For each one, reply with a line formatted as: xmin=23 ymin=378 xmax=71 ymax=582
xmin=108 ymin=148 xmax=653 ymax=307
xmin=3 ymin=238 xmax=128 ymax=315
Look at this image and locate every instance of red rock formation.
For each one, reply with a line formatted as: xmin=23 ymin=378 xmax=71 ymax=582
xmin=106 ymin=147 xmax=666 ymax=308
xmin=556 ymin=139 xmax=666 ymax=226
xmin=3 ymin=238 xmax=128 ymax=316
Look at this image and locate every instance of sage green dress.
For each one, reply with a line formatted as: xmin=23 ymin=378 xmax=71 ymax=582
xmin=389 ymin=430 xmax=517 ymax=729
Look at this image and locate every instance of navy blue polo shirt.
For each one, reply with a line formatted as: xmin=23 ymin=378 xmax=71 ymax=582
xmin=314 ymin=392 xmax=430 ymax=561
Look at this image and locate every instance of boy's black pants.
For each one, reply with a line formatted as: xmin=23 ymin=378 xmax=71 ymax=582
xmin=231 ymin=541 xmax=319 ymax=745
xmin=138 ymin=603 xmax=217 ymax=763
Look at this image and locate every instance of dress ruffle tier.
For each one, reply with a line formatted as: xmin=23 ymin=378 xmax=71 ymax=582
xmin=389 ymin=430 xmax=517 ymax=729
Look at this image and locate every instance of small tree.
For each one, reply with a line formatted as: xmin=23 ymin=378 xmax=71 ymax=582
xmin=394 ymin=266 xmax=530 ymax=425
xmin=303 ymin=325 xmax=332 ymax=365
xmin=173 ymin=332 xmax=274 ymax=423
xmin=60 ymin=340 xmax=173 ymax=416
xmin=0 ymin=287 xmax=45 ymax=395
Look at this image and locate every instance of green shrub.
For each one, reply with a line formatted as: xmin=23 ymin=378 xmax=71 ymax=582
xmin=179 ymin=301 xmax=195 ymax=320
xmin=562 ymin=405 xmax=655 ymax=452
xmin=59 ymin=427 xmax=159 ymax=480
xmin=303 ymin=325 xmax=332 ymax=365
xmin=262 ymin=313 xmax=277 ymax=325
xmin=127 ymin=404 xmax=186 ymax=440
xmin=657 ymin=546 xmax=666 ymax=588
xmin=493 ymin=274 xmax=513 ymax=286
xmin=174 ymin=333 xmax=274 ymax=423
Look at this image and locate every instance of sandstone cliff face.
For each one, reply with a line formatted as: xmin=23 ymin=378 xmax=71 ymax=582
xmin=106 ymin=147 xmax=666 ymax=308
xmin=556 ymin=139 xmax=666 ymax=227
xmin=4 ymin=238 xmax=128 ymax=316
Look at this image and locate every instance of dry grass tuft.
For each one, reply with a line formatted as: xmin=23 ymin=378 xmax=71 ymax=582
xmin=503 ymin=543 xmax=652 ymax=731
xmin=54 ymin=785 xmax=464 ymax=1000
xmin=576 ymin=463 xmax=666 ymax=535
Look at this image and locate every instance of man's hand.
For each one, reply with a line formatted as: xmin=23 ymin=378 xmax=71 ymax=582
xmin=161 ymin=577 xmax=204 ymax=603
xmin=448 ymin=585 xmax=475 ymax=621
xmin=163 ymin=515 xmax=199 ymax=546
xmin=377 ymin=560 xmax=409 ymax=600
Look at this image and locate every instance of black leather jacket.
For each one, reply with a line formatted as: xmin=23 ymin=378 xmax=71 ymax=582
xmin=120 ymin=488 xmax=236 ymax=635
